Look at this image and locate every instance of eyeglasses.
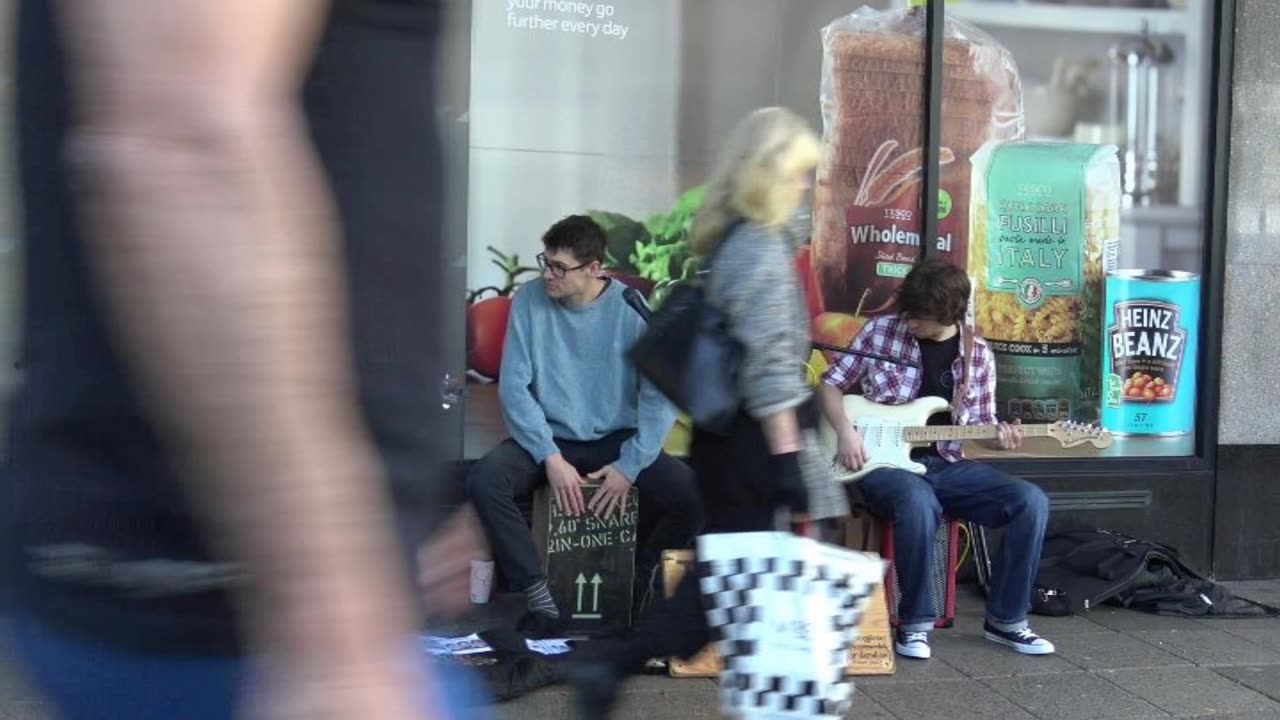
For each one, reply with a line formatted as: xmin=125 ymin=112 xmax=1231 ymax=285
xmin=536 ymin=253 xmax=591 ymax=279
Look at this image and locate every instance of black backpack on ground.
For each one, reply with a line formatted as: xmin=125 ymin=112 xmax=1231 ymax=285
xmin=1032 ymin=529 xmax=1280 ymax=618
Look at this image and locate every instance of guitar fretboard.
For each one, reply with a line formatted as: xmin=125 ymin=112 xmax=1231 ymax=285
xmin=898 ymin=424 xmax=1051 ymax=443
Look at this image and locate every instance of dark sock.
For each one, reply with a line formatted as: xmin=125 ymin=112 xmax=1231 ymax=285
xmin=525 ymin=579 xmax=560 ymax=618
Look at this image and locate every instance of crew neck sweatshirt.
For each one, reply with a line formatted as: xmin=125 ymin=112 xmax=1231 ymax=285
xmin=498 ymin=278 xmax=675 ymax=481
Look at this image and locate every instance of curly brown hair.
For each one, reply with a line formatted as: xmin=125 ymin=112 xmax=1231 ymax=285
xmin=898 ymin=259 xmax=970 ymax=326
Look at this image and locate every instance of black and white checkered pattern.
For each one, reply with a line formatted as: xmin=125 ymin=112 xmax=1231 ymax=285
xmin=696 ymin=533 xmax=884 ymax=719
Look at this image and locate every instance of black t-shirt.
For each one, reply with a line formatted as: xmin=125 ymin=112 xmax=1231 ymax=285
xmin=5 ymin=0 xmax=443 ymax=655
xmin=913 ymin=334 xmax=960 ymax=458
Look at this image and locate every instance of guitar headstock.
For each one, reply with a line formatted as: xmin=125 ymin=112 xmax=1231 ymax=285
xmin=1047 ymin=420 xmax=1113 ymax=449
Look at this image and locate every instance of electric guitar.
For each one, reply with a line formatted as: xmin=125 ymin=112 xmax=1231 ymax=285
xmin=821 ymin=395 xmax=1113 ymax=482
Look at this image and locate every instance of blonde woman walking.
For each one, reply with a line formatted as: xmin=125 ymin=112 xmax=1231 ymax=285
xmin=569 ymin=107 xmax=847 ymax=718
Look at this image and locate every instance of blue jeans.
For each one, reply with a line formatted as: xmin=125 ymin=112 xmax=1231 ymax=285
xmin=858 ymin=457 xmax=1049 ymax=631
xmin=9 ymin=615 xmax=491 ymax=719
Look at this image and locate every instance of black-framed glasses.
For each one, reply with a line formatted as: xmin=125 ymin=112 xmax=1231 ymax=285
xmin=536 ymin=253 xmax=590 ymax=279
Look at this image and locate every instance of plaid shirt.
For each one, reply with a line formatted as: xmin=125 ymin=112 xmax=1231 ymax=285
xmin=821 ymin=314 xmax=998 ymax=462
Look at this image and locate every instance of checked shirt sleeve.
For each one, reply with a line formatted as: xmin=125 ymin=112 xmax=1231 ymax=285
xmin=968 ymin=343 xmax=1000 ymax=426
xmin=821 ymin=320 xmax=888 ymax=392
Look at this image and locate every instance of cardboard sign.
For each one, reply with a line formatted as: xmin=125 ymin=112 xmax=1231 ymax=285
xmin=533 ymin=485 xmax=639 ymax=635
xmin=661 ymin=549 xmax=895 ymax=677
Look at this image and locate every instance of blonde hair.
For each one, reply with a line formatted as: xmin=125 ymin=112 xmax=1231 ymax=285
xmin=690 ymin=107 xmax=821 ymax=257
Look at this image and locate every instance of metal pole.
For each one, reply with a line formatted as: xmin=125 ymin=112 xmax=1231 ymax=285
xmin=920 ymin=0 xmax=945 ymax=261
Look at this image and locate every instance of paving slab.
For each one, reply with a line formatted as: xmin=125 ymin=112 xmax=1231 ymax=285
xmin=1099 ymin=666 xmax=1280 ymax=718
xmin=1212 ymin=665 xmax=1280 ymax=703
xmin=609 ymin=686 xmax=722 ymax=719
xmin=1087 ymin=609 xmax=1220 ymax=633
xmin=618 ymin=675 xmax=717 ymax=694
xmin=847 ymin=693 xmax=898 ymax=720
xmin=1193 ymin=617 xmax=1280 ymax=635
xmin=1172 ymin=714 xmax=1280 ymax=720
xmin=1222 ymin=582 xmax=1280 ymax=608
xmin=1129 ymin=629 xmax=1280 ymax=667
xmin=931 ymin=630 xmax=1085 ymax=678
xmin=980 ymin=672 xmax=1169 ymax=720
xmin=1054 ymin=630 xmax=1193 ymax=671
xmin=493 ymin=688 xmax=572 ymax=720
xmin=863 ymin=679 xmax=1036 ymax=720
xmin=1211 ymin=627 xmax=1280 ymax=653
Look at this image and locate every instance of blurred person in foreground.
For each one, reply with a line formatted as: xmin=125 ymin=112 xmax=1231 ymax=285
xmin=2 ymin=0 xmax=487 ymax=718
xmin=568 ymin=107 xmax=848 ymax=719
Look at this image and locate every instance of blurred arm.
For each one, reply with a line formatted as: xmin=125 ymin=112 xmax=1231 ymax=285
xmin=55 ymin=1 xmax=440 ymax=715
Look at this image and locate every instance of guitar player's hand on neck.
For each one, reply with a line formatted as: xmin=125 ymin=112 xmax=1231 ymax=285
xmin=984 ymin=419 xmax=1025 ymax=451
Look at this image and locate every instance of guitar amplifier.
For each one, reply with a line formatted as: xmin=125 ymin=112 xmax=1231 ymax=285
xmin=879 ymin=517 xmax=959 ymax=629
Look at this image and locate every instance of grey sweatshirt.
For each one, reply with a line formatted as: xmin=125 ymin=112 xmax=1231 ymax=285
xmin=704 ymin=221 xmax=848 ymax=521
xmin=498 ymin=278 xmax=676 ymax=482
xmin=705 ymin=222 xmax=812 ymax=419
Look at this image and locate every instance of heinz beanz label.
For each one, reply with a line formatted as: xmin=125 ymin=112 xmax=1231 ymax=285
xmin=1102 ymin=271 xmax=1200 ymax=436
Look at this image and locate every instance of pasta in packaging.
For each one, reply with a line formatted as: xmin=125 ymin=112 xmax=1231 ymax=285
xmin=969 ymin=141 xmax=1121 ymax=423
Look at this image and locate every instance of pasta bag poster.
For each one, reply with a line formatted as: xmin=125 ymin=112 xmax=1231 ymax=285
xmin=968 ymin=140 xmax=1120 ymax=424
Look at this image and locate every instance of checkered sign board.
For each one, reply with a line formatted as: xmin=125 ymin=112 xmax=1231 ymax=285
xmin=697 ymin=532 xmax=885 ymax=719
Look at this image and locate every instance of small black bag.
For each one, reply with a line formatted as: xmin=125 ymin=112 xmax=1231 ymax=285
xmin=627 ymin=237 xmax=742 ymax=435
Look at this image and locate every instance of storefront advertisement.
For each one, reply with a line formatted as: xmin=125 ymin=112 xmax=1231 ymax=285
xmin=457 ymin=1 xmax=1216 ymax=462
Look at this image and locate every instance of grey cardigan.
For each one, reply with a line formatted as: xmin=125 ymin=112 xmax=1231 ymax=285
xmin=705 ymin=222 xmax=848 ymax=521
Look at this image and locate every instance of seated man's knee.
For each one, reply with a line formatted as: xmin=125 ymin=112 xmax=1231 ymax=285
xmin=463 ymin=465 xmax=495 ymax=504
xmin=465 ymin=445 xmax=517 ymax=502
xmin=862 ymin=471 xmax=941 ymax=522
xmin=1015 ymin=481 xmax=1050 ymax=523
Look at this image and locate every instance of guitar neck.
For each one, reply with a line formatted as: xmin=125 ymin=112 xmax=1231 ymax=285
xmin=902 ymin=424 xmax=1050 ymax=443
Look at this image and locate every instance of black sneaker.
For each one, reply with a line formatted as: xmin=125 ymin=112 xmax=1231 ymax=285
xmin=894 ymin=629 xmax=931 ymax=659
xmin=983 ymin=622 xmax=1055 ymax=655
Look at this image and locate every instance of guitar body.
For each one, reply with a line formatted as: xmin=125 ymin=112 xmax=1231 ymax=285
xmin=823 ymin=396 xmax=953 ymax=482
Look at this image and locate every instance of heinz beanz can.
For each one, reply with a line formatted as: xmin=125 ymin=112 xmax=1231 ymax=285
xmin=1102 ymin=270 xmax=1200 ymax=436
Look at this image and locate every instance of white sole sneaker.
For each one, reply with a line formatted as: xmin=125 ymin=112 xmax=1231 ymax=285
xmin=894 ymin=640 xmax=931 ymax=659
xmin=984 ymin=630 xmax=1056 ymax=655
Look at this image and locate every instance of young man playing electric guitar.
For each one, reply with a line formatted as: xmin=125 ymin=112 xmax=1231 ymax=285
xmin=818 ymin=259 xmax=1054 ymax=660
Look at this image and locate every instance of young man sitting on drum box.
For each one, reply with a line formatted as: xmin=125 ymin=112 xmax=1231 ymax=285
xmin=816 ymin=259 xmax=1055 ymax=660
xmin=466 ymin=215 xmax=703 ymax=634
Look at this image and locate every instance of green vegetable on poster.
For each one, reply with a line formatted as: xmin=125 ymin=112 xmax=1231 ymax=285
xmin=589 ymin=185 xmax=706 ymax=306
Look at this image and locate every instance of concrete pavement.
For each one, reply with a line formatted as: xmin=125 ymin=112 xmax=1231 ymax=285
xmin=3 ymin=581 xmax=1279 ymax=719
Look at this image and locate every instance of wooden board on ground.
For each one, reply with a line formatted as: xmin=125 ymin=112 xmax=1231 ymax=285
xmin=660 ymin=549 xmax=895 ymax=677
xmin=848 ymin=582 xmax=895 ymax=675
xmin=533 ymin=485 xmax=639 ymax=636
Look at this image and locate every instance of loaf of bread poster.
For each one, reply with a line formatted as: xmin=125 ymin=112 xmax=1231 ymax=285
xmin=813 ymin=8 xmax=1023 ymax=317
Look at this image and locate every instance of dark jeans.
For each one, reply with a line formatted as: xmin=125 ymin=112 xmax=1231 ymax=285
xmin=858 ymin=457 xmax=1049 ymax=630
xmin=466 ymin=432 xmax=703 ymax=598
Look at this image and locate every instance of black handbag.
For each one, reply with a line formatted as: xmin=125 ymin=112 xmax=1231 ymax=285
xmin=627 ymin=240 xmax=742 ymax=435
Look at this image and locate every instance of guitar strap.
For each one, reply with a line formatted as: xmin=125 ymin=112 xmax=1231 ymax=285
xmin=950 ymin=323 xmax=975 ymax=418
